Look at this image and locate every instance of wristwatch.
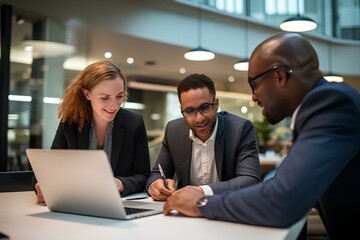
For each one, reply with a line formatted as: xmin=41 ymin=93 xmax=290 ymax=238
xmin=197 ymin=196 xmax=208 ymax=208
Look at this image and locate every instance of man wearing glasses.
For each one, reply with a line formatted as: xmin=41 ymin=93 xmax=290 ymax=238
xmin=163 ymin=33 xmax=360 ymax=239
xmin=146 ymin=73 xmax=261 ymax=201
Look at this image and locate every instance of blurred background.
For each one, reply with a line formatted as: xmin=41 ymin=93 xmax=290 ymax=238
xmin=1 ymin=0 xmax=359 ymax=172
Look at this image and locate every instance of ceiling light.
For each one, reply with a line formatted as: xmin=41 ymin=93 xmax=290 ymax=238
xmin=17 ymin=15 xmax=25 ymax=24
xmin=280 ymin=14 xmax=317 ymax=32
xmin=184 ymin=0 xmax=215 ymax=61
xmin=324 ymin=40 xmax=344 ymax=82
xmin=43 ymin=97 xmax=61 ymax=104
xmin=22 ymin=40 xmax=75 ymax=58
xmin=228 ymin=76 xmax=235 ymax=83
xmin=234 ymin=9 xmax=250 ymax=71
xmin=179 ymin=67 xmax=186 ymax=74
xmin=123 ymin=102 xmax=145 ymax=110
xmin=104 ymin=52 xmax=112 ymax=58
xmin=127 ymin=57 xmax=134 ymax=64
xmin=184 ymin=47 xmax=215 ymax=61
xmin=324 ymin=73 xmax=344 ymax=82
xmin=8 ymin=95 xmax=32 ymax=102
xmin=280 ymin=0 xmax=317 ymax=32
xmin=234 ymin=58 xmax=249 ymax=71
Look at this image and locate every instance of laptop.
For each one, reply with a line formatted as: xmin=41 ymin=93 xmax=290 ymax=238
xmin=26 ymin=148 xmax=163 ymax=220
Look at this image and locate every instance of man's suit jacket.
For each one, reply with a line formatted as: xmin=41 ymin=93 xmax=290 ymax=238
xmin=50 ymin=108 xmax=151 ymax=196
xmin=199 ymin=79 xmax=360 ymax=239
xmin=146 ymin=111 xmax=261 ymax=194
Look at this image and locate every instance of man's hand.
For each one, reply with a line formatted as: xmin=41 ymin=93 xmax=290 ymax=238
xmin=149 ymin=178 xmax=176 ymax=201
xmin=163 ymin=186 xmax=204 ymax=217
xmin=34 ymin=183 xmax=46 ymax=205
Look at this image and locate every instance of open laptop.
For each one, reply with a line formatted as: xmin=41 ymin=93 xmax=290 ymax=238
xmin=26 ymin=148 xmax=163 ymax=220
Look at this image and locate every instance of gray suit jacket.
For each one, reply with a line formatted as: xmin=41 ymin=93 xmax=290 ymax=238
xmin=146 ymin=111 xmax=261 ymax=194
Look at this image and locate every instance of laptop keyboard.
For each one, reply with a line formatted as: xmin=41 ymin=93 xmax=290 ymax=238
xmin=124 ymin=207 xmax=153 ymax=215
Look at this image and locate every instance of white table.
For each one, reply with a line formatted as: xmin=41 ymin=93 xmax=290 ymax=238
xmin=0 ymin=191 xmax=306 ymax=240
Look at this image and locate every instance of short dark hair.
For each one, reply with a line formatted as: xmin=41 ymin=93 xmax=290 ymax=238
xmin=177 ymin=73 xmax=216 ymax=102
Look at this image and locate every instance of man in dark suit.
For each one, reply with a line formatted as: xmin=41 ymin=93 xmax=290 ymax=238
xmin=146 ymin=73 xmax=261 ymax=201
xmin=164 ymin=33 xmax=360 ymax=239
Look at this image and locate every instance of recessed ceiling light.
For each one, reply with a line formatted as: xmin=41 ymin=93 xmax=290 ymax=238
xmin=127 ymin=57 xmax=134 ymax=64
xmin=104 ymin=52 xmax=112 ymax=58
xmin=241 ymin=106 xmax=248 ymax=113
xmin=179 ymin=67 xmax=186 ymax=74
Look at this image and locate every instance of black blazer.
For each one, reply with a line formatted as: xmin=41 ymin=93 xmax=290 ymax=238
xmin=50 ymin=108 xmax=151 ymax=196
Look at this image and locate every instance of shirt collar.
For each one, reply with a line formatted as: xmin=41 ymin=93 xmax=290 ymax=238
xmin=290 ymin=105 xmax=300 ymax=131
xmin=290 ymin=78 xmax=326 ymax=131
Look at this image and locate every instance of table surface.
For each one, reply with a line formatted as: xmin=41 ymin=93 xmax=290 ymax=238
xmin=0 ymin=191 xmax=306 ymax=240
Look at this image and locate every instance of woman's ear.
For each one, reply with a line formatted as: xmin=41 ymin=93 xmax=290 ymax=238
xmin=83 ymin=89 xmax=91 ymax=100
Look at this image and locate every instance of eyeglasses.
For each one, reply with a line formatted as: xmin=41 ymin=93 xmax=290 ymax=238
xmin=248 ymin=66 xmax=293 ymax=94
xmin=181 ymin=102 xmax=215 ymax=118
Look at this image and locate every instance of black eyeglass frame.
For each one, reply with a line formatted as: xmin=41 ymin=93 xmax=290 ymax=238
xmin=181 ymin=102 xmax=216 ymax=118
xmin=248 ymin=66 xmax=293 ymax=94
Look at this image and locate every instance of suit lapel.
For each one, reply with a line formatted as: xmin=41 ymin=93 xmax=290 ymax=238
xmin=292 ymin=78 xmax=327 ymax=143
xmin=78 ymin=124 xmax=90 ymax=149
xmin=215 ymin=113 xmax=225 ymax=180
xmin=111 ymin=111 xmax=124 ymax=170
xmin=181 ymin=128 xmax=192 ymax=186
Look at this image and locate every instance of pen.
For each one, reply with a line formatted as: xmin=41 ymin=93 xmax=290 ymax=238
xmin=158 ymin=163 xmax=169 ymax=189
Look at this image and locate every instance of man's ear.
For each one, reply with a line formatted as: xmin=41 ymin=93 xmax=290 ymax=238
xmin=214 ymin=98 xmax=219 ymax=111
xmin=276 ymin=69 xmax=289 ymax=88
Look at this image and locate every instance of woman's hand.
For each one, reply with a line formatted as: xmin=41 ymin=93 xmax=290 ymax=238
xmin=114 ymin=178 xmax=124 ymax=192
xmin=34 ymin=183 xmax=46 ymax=205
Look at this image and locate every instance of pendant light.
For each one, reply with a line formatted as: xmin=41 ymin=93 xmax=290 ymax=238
xmin=234 ymin=12 xmax=249 ymax=71
xmin=280 ymin=0 xmax=317 ymax=32
xmin=184 ymin=0 xmax=215 ymax=61
xmin=324 ymin=41 xmax=344 ymax=82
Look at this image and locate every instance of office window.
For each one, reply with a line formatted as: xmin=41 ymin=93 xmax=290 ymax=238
xmin=212 ymin=0 xmax=244 ymax=14
xmin=265 ymin=0 xmax=301 ymax=15
xmin=178 ymin=0 xmax=246 ymax=15
xmin=337 ymin=0 xmax=360 ymax=39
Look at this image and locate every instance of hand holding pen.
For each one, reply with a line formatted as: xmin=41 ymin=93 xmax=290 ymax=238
xmin=158 ymin=163 xmax=169 ymax=189
xmin=148 ymin=164 xmax=175 ymax=201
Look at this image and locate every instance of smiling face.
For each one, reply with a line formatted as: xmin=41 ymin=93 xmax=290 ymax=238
xmin=248 ymin=33 xmax=324 ymax=125
xmin=180 ymin=87 xmax=218 ymax=142
xmin=83 ymin=76 xmax=125 ymax=125
xmin=248 ymin=34 xmax=294 ymax=125
xmin=248 ymin=64 xmax=290 ymax=124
